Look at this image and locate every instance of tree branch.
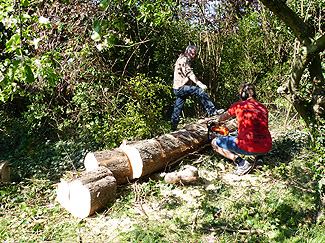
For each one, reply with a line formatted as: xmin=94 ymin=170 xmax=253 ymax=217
xmin=259 ymin=0 xmax=313 ymax=45
xmin=307 ymin=34 xmax=325 ymax=57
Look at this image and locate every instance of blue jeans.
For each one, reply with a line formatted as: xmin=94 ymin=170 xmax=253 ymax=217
xmin=212 ymin=136 xmax=266 ymax=156
xmin=171 ymin=85 xmax=216 ymax=127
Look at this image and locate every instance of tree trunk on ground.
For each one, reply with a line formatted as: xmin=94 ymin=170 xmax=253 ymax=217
xmin=57 ymin=116 xmax=237 ymax=217
xmin=56 ymin=166 xmax=116 ymax=218
xmin=84 ymin=117 xmax=238 ymax=182
xmin=0 ymin=161 xmax=10 ymax=184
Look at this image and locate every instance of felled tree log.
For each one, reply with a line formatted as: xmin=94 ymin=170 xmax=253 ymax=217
xmin=56 ymin=166 xmax=116 ymax=218
xmin=84 ymin=117 xmax=238 ymax=182
xmin=57 ymin=116 xmax=237 ymax=217
xmin=0 ymin=161 xmax=10 ymax=184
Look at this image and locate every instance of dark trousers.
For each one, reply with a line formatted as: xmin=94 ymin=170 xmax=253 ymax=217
xmin=171 ymin=85 xmax=216 ymax=127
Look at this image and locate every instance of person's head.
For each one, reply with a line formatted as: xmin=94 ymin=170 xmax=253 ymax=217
xmin=239 ymin=83 xmax=256 ymax=101
xmin=185 ymin=45 xmax=197 ymax=60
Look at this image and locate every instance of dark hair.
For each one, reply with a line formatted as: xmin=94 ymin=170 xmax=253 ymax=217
xmin=185 ymin=45 xmax=197 ymax=53
xmin=239 ymin=83 xmax=256 ymax=100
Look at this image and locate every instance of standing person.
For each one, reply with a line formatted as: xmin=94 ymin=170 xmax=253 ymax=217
xmin=171 ymin=45 xmax=224 ymax=131
xmin=211 ymin=83 xmax=272 ymax=175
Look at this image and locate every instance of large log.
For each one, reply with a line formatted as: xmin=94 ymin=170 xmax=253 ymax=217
xmin=56 ymin=166 xmax=116 ymax=218
xmin=57 ymin=116 xmax=237 ymax=217
xmin=84 ymin=117 xmax=238 ymax=181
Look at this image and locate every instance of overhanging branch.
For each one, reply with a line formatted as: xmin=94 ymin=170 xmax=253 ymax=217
xmin=259 ymin=0 xmax=313 ymax=45
xmin=307 ymin=34 xmax=325 ymax=57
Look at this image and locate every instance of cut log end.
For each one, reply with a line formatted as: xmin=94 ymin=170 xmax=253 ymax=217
xmin=0 ymin=161 xmax=10 ymax=183
xmin=70 ymin=180 xmax=92 ymax=218
xmin=84 ymin=152 xmax=99 ymax=171
xmin=56 ymin=167 xmax=117 ymax=218
xmin=56 ymin=179 xmax=92 ymax=218
xmin=120 ymin=141 xmax=143 ymax=179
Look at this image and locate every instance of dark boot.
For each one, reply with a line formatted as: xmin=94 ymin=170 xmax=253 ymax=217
xmin=171 ymin=122 xmax=178 ymax=131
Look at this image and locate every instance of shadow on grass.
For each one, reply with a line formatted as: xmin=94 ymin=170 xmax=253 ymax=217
xmin=0 ymin=127 xmax=87 ymax=182
xmin=265 ymin=131 xmax=310 ymax=168
xmin=193 ymin=131 xmax=320 ymax=242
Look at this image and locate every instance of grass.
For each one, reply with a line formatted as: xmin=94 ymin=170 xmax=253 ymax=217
xmin=0 ymin=105 xmax=324 ymax=242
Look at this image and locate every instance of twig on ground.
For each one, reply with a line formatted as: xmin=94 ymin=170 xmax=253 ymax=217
xmin=216 ymin=225 xmax=264 ymax=234
xmin=191 ymin=209 xmax=200 ymax=233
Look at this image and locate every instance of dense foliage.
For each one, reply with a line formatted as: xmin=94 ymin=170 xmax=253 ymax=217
xmin=0 ymin=0 xmax=287 ymax=175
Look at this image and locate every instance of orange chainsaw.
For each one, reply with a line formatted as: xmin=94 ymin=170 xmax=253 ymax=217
xmin=207 ymin=120 xmax=230 ymax=140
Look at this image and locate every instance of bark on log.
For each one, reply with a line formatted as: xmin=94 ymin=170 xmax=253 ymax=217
xmin=84 ymin=117 xmax=238 ymax=181
xmin=84 ymin=148 xmax=131 ymax=184
xmin=0 ymin=161 xmax=10 ymax=184
xmin=55 ymin=166 xmax=116 ymax=218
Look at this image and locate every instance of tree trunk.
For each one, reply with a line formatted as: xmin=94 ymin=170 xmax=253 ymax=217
xmin=56 ymin=166 xmax=117 ymax=218
xmin=260 ymin=0 xmax=325 ymax=127
xmin=84 ymin=117 xmax=238 ymax=182
xmin=58 ymin=116 xmax=237 ymax=217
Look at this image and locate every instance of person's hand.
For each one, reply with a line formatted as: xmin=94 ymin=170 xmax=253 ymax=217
xmin=213 ymin=119 xmax=220 ymax=126
xmin=197 ymin=81 xmax=207 ymax=90
xmin=209 ymin=119 xmax=219 ymax=127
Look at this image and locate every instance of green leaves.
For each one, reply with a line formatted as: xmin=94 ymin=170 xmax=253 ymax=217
xmin=91 ymin=19 xmax=102 ymax=41
xmin=5 ymin=34 xmax=21 ymax=54
xmin=23 ymin=64 xmax=35 ymax=84
xmin=137 ymin=0 xmax=175 ymax=27
xmin=0 ymin=1 xmax=39 ymax=101
xmin=99 ymin=0 xmax=110 ymax=11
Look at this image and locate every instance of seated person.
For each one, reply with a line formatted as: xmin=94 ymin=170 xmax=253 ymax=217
xmin=211 ymin=83 xmax=272 ymax=175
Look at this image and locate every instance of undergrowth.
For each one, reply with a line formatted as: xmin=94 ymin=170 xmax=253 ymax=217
xmin=0 ymin=105 xmax=324 ymax=243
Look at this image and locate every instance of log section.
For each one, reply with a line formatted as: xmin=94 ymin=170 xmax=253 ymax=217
xmin=58 ymin=116 xmax=237 ymax=217
xmin=84 ymin=148 xmax=131 ymax=184
xmin=56 ymin=166 xmax=116 ymax=218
